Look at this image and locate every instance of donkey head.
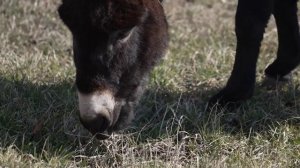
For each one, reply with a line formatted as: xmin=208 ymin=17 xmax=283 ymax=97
xmin=58 ymin=0 xmax=149 ymax=139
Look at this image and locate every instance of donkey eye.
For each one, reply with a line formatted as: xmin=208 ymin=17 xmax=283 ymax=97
xmin=116 ymin=29 xmax=132 ymax=40
xmin=107 ymin=28 xmax=133 ymax=44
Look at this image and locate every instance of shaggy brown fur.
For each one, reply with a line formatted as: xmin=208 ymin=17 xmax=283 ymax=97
xmin=58 ymin=0 xmax=168 ymax=139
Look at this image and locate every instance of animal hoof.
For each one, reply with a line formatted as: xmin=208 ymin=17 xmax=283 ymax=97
xmin=208 ymin=88 xmax=252 ymax=109
xmin=261 ymin=73 xmax=291 ymax=90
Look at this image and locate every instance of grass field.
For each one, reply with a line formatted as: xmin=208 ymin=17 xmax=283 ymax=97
xmin=0 ymin=0 xmax=300 ymax=167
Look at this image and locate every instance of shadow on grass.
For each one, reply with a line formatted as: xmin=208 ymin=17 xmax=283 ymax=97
xmin=128 ymin=81 xmax=300 ymax=142
xmin=0 ymin=77 xmax=80 ymax=158
xmin=0 ymin=76 xmax=300 ymax=158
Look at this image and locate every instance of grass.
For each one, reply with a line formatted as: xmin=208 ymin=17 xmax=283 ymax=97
xmin=0 ymin=0 xmax=299 ymax=167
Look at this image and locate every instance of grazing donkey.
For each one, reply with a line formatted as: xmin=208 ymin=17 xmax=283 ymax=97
xmin=209 ymin=0 xmax=300 ymax=105
xmin=58 ymin=0 xmax=168 ymax=139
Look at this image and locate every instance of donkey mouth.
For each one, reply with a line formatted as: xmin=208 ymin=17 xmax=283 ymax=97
xmin=77 ymin=90 xmax=131 ymax=139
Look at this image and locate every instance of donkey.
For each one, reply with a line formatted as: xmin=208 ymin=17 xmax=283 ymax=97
xmin=58 ymin=0 xmax=168 ymax=139
xmin=209 ymin=0 xmax=300 ymax=105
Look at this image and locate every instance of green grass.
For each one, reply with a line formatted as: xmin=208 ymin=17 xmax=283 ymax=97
xmin=0 ymin=0 xmax=299 ymax=167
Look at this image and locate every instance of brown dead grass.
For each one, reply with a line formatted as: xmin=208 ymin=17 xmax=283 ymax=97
xmin=0 ymin=0 xmax=299 ymax=167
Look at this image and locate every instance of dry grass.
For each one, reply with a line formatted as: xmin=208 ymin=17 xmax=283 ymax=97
xmin=0 ymin=0 xmax=299 ymax=167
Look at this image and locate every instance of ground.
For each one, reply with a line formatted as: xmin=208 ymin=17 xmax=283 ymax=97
xmin=0 ymin=0 xmax=299 ymax=167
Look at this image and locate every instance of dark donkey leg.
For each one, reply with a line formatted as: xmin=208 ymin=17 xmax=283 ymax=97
xmin=209 ymin=0 xmax=273 ymax=105
xmin=265 ymin=0 xmax=300 ymax=79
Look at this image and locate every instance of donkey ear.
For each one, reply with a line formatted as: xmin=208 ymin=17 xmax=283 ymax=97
xmin=102 ymin=0 xmax=148 ymax=32
xmin=58 ymin=2 xmax=78 ymax=31
xmin=58 ymin=3 xmax=70 ymax=27
xmin=58 ymin=0 xmax=87 ymax=33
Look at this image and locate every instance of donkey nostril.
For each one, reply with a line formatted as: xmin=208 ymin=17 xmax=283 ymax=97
xmin=80 ymin=114 xmax=111 ymax=139
xmin=78 ymin=91 xmax=116 ymax=139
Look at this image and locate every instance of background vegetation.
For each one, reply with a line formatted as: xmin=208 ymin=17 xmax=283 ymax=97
xmin=0 ymin=0 xmax=299 ymax=167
